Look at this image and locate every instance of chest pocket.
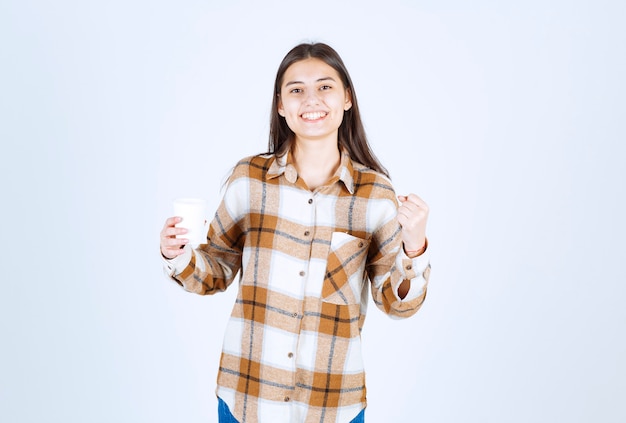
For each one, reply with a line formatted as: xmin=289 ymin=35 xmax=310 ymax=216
xmin=321 ymin=232 xmax=370 ymax=305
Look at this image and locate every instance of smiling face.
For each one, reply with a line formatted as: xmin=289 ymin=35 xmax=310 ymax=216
xmin=278 ymin=58 xmax=353 ymax=145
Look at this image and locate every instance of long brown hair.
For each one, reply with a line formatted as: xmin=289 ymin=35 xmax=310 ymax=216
xmin=268 ymin=42 xmax=389 ymax=178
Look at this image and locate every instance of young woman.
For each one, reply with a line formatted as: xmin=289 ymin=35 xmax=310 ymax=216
xmin=160 ymin=42 xmax=431 ymax=423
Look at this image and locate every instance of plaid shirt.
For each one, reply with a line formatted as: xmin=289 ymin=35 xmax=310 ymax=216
xmin=164 ymin=150 xmax=431 ymax=423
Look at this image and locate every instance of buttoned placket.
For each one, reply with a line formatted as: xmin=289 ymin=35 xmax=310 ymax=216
xmin=287 ymin=190 xmax=317 ymax=404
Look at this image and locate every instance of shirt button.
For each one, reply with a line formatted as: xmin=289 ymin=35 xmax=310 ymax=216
xmin=288 ymin=352 xmax=294 ymax=358
xmin=284 ymin=396 xmax=290 ymax=402
xmin=304 ymin=230 xmax=310 ymax=236
xmin=358 ymin=242 xmax=364 ymax=248
xmin=406 ymin=264 xmax=413 ymax=270
xmin=308 ymin=198 xmax=313 ymax=204
xmin=299 ymin=271 xmax=305 ymax=277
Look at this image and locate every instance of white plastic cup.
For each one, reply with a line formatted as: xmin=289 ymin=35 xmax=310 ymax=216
xmin=173 ymin=198 xmax=208 ymax=245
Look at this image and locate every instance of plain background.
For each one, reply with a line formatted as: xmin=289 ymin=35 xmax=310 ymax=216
xmin=1 ymin=0 xmax=625 ymax=422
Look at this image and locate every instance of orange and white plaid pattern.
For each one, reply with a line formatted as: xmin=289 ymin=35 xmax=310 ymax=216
xmin=165 ymin=150 xmax=430 ymax=423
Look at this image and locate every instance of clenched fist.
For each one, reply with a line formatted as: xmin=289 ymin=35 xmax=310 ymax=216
xmin=397 ymin=194 xmax=429 ymax=257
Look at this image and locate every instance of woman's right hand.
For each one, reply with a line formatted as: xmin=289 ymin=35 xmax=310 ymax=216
xmin=160 ymin=217 xmax=188 ymax=259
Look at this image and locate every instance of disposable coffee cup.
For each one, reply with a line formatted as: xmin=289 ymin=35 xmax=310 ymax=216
xmin=173 ymin=198 xmax=208 ymax=245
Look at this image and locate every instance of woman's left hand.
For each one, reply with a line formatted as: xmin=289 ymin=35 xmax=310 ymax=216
xmin=397 ymin=193 xmax=429 ymax=256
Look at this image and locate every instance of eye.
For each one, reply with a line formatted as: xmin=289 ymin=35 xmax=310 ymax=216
xmin=320 ymin=85 xmax=332 ymax=91
xmin=289 ymin=88 xmax=303 ymax=94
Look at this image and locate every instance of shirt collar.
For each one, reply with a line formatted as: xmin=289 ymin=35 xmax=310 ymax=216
xmin=267 ymin=147 xmax=355 ymax=194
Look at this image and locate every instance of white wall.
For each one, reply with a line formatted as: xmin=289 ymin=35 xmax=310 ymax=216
xmin=1 ymin=0 xmax=624 ymax=422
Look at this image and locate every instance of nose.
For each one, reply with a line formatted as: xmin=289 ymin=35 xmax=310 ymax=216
xmin=304 ymin=90 xmax=321 ymax=106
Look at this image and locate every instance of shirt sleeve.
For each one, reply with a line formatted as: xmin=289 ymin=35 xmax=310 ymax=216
xmin=162 ymin=165 xmax=249 ymax=295
xmin=366 ymin=190 xmax=431 ymax=319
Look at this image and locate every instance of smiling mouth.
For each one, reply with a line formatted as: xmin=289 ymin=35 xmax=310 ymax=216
xmin=301 ymin=111 xmax=328 ymax=121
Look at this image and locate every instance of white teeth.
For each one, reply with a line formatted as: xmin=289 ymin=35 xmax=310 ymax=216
xmin=302 ymin=112 xmax=326 ymax=120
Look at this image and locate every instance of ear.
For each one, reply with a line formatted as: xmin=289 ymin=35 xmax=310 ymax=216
xmin=344 ymin=89 xmax=353 ymax=111
xmin=277 ymin=97 xmax=285 ymax=117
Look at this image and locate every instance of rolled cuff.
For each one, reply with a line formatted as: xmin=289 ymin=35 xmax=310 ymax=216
xmin=161 ymin=245 xmax=192 ymax=281
xmin=395 ymin=243 xmax=431 ymax=301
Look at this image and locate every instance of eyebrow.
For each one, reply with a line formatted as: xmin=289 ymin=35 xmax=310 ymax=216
xmin=284 ymin=76 xmax=337 ymax=87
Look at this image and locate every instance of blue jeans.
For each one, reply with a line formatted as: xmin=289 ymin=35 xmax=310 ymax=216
xmin=218 ymin=397 xmax=239 ymax=423
xmin=218 ymin=397 xmax=365 ymax=422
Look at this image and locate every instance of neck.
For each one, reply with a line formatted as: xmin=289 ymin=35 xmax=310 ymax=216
xmin=292 ymin=137 xmax=341 ymax=190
